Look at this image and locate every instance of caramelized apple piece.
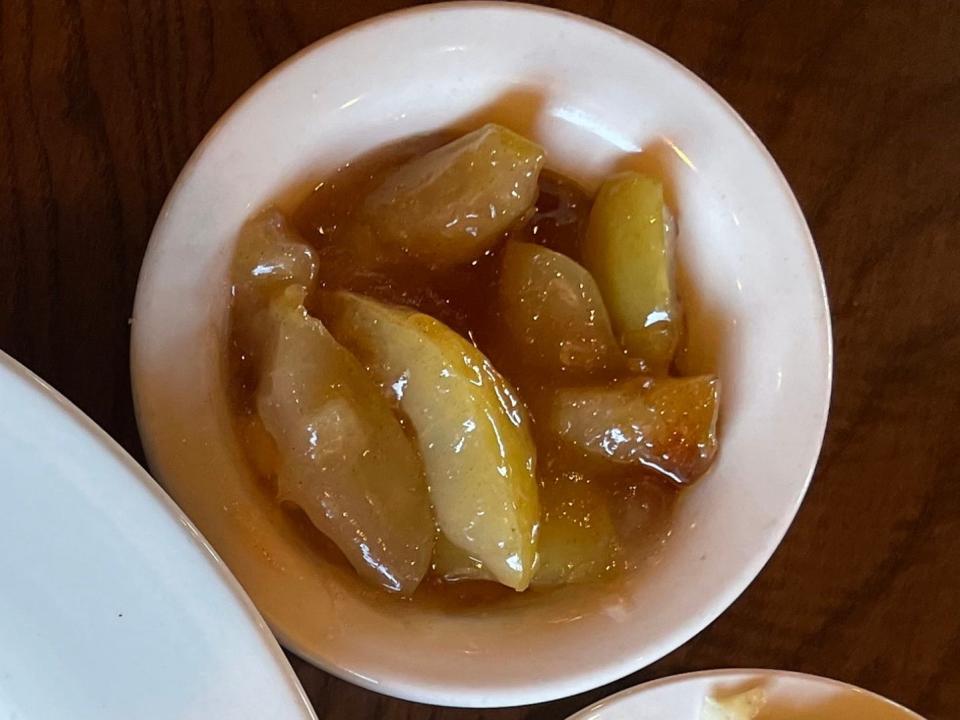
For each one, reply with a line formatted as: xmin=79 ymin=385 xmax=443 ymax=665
xmin=231 ymin=210 xmax=321 ymax=363
xmin=549 ymin=376 xmax=720 ymax=484
xmin=533 ymin=473 xmax=621 ymax=587
xmin=232 ymin=210 xmax=319 ymax=298
xmin=232 ymin=215 xmax=435 ymax=594
xmin=254 ymin=286 xmax=435 ymax=593
xmin=359 ymin=124 xmax=544 ymax=268
xmin=431 ymin=532 xmax=491 ymax=583
xmin=325 ymin=291 xmax=540 ymax=590
xmin=433 ymin=472 xmax=621 ymax=587
xmin=582 ymin=172 xmax=680 ymax=371
xmin=498 ymin=242 xmax=621 ymax=377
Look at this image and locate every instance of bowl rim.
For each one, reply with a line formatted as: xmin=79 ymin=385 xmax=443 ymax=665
xmin=566 ymin=668 xmax=924 ymax=719
xmin=131 ymin=0 xmax=833 ymax=707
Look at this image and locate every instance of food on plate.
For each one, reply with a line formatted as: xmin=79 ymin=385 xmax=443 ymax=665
xmin=583 ymin=171 xmax=680 ymax=372
xmin=548 ymin=375 xmax=720 ymax=484
xmin=530 ymin=471 xmax=621 ymax=586
xmin=430 ymin=469 xmax=621 ymax=587
xmin=498 ymin=241 xmax=621 ymax=377
xmin=325 ymin=290 xmax=540 ymax=591
xmin=226 ymin=124 xmax=721 ymax=599
xmin=358 ymin=123 xmax=544 ymax=268
xmin=701 ymin=687 xmax=767 ymax=720
xmin=231 ymin=213 xmax=435 ymax=594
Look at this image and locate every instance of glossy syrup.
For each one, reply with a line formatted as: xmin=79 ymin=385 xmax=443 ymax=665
xmin=228 ymin=136 xmax=678 ymax=609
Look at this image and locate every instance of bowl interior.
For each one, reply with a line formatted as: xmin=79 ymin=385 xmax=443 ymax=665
xmin=131 ymin=4 xmax=830 ymax=707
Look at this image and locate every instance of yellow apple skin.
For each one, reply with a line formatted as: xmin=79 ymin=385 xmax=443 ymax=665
xmin=326 ymin=291 xmax=541 ymax=590
xmin=582 ymin=172 xmax=680 ymax=372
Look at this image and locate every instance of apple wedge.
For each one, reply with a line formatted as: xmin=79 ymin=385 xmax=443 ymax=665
xmin=232 ymin=214 xmax=435 ymax=595
xmin=359 ymin=123 xmax=544 ymax=268
xmin=532 ymin=473 xmax=621 ymax=587
xmin=326 ymin=291 xmax=540 ymax=590
xmin=432 ymin=473 xmax=620 ymax=588
xmin=498 ymin=241 xmax=621 ymax=377
xmin=582 ymin=172 xmax=680 ymax=371
xmin=549 ymin=375 xmax=720 ymax=484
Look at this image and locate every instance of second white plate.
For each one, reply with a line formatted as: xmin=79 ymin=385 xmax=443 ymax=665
xmin=0 ymin=352 xmax=315 ymax=720
xmin=569 ymin=669 xmax=923 ymax=720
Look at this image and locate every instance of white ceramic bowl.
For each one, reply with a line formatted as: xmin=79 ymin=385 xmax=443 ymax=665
xmin=131 ymin=2 xmax=831 ymax=708
xmin=567 ymin=669 xmax=923 ymax=719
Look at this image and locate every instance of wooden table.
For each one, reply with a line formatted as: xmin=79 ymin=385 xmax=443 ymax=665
xmin=2 ymin=1 xmax=957 ymax=717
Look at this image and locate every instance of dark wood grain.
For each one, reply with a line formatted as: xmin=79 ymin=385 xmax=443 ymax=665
xmin=2 ymin=1 xmax=958 ymax=718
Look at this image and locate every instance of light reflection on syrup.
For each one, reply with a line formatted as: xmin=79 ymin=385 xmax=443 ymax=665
xmin=662 ymin=135 xmax=698 ymax=173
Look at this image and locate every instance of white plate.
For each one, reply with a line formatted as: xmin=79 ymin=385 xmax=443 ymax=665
xmin=569 ymin=669 xmax=924 ymax=720
xmin=132 ymin=2 xmax=832 ymax=707
xmin=0 ymin=352 xmax=315 ymax=720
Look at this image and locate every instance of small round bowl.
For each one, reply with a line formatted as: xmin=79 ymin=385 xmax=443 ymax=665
xmin=131 ymin=2 xmax=831 ymax=708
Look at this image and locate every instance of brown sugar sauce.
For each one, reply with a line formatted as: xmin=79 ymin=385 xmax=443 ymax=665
xmin=227 ymin=134 xmax=679 ymax=608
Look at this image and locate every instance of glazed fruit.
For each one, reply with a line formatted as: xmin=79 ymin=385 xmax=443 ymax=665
xmin=498 ymin=241 xmax=621 ymax=377
xmin=359 ymin=123 xmax=544 ymax=268
xmin=549 ymin=375 xmax=720 ymax=484
xmin=326 ymin=291 xmax=540 ymax=591
xmin=232 ymin=215 xmax=435 ymax=594
xmin=227 ymin=127 xmax=721 ymax=598
xmin=582 ymin=172 xmax=680 ymax=371
xmin=532 ymin=472 xmax=620 ymax=586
